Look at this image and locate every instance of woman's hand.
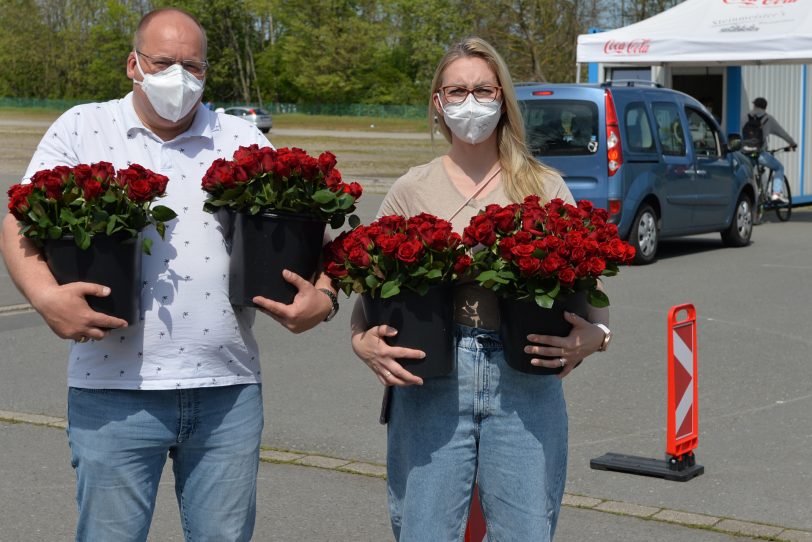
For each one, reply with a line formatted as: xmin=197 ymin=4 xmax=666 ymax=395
xmin=351 ymin=324 xmax=425 ymax=387
xmin=524 ymin=311 xmax=607 ymax=379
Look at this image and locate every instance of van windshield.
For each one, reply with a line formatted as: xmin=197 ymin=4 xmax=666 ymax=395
xmin=520 ymin=100 xmax=599 ymax=156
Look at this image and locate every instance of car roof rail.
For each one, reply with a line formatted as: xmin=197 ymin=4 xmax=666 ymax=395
xmin=601 ymin=79 xmax=662 ymax=88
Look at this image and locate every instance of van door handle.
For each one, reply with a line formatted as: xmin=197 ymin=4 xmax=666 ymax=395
xmin=685 ymin=168 xmax=707 ymax=176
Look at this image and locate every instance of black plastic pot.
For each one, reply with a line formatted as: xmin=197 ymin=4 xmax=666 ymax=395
xmin=229 ymin=211 xmax=326 ymax=306
xmin=361 ymin=285 xmax=456 ymax=378
xmin=498 ymin=292 xmax=589 ymax=375
xmin=43 ymin=233 xmax=142 ymax=325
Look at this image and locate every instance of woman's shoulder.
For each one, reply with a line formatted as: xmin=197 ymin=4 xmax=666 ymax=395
xmin=392 ymin=156 xmax=445 ymax=187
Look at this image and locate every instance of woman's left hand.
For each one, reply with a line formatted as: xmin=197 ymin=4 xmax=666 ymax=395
xmin=524 ymin=311 xmax=607 ymax=379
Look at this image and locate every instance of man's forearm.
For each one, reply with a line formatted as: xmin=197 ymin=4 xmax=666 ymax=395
xmin=0 ymin=213 xmax=57 ymax=308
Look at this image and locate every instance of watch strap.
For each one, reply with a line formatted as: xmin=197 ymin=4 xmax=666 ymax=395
xmin=594 ymin=323 xmax=611 ymax=352
xmin=318 ymin=288 xmax=339 ymax=321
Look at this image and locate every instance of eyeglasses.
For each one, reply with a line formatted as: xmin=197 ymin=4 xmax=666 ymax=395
xmin=439 ymin=85 xmax=502 ymax=104
xmin=136 ymin=50 xmax=208 ymax=77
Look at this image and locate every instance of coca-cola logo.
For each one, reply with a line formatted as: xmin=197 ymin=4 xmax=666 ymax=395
xmin=722 ymin=0 xmax=797 ymax=5
xmin=603 ymin=39 xmax=651 ymax=56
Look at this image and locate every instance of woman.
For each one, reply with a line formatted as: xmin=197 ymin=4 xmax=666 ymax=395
xmin=351 ymin=37 xmax=610 ymax=541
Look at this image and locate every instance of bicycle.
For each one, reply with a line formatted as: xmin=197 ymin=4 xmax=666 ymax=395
xmin=744 ymin=146 xmax=794 ymax=223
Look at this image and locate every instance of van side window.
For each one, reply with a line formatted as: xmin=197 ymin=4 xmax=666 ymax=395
xmin=686 ymin=108 xmax=721 ymax=157
xmin=520 ymin=100 xmax=599 ymax=157
xmin=652 ymin=102 xmax=686 ymax=157
xmin=624 ymin=103 xmax=655 ymax=153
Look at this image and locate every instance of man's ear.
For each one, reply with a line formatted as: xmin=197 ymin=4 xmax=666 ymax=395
xmin=126 ymin=52 xmax=137 ymax=81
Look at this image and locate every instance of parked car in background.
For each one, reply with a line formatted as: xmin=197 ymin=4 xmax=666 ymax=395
xmin=223 ymin=106 xmax=273 ymax=133
xmin=517 ymin=82 xmax=756 ymax=264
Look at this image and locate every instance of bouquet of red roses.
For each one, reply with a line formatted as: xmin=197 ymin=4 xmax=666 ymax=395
xmin=463 ymin=196 xmax=635 ymax=308
xmin=7 ymin=162 xmax=176 ymax=253
xmin=323 ymin=213 xmax=472 ymax=298
xmin=201 ymin=145 xmax=362 ymax=228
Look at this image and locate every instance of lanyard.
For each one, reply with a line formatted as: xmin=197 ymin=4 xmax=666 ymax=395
xmin=448 ymin=166 xmax=502 ymax=222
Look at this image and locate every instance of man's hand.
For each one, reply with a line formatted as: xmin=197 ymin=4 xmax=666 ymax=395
xmin=253 ymin=269 xmax=332 ymax=333
xmin=30 ymin=282 xmax=128 ymax=341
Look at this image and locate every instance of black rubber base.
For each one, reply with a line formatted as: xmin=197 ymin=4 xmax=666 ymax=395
xmin=590 ymin=452 xmax=704 ymax=482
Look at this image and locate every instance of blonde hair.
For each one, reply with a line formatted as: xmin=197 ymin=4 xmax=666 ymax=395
xmin=429 ymin=37 xmax=558 ymax=203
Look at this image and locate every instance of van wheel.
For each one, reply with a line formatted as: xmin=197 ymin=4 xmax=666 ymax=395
xmin=630 ymin=204 xmax=658 ymax=265
xmin=721 ymin=193 xmax=753 ymax=247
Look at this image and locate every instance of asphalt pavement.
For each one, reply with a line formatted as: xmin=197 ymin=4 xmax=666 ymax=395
xmin=2 ymin=170 xmax=812 ymax=540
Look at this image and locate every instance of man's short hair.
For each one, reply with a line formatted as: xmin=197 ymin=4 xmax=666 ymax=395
xmin=753 ymin=97 xmax=768 ymax=109
xmin=133 ymin=8 xmax=207 ymax=57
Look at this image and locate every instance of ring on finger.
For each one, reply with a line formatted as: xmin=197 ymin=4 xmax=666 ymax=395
xmin=77 ymin=336 xmax=89 ymax=344
xmin=559 ymin=357 xmax=566 ymax=368
xmin=383 ymin=370 xmax=392 ymax=377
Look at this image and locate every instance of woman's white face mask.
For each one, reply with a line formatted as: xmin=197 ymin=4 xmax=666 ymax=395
xmin=134 ymin=52 xmax=205 ymax=122
xmin=439 ymin=93 xmax=502 ymax=145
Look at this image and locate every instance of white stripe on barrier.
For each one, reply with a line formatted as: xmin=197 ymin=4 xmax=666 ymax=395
xmin=673 ymin=329 xmax=693 ymax=376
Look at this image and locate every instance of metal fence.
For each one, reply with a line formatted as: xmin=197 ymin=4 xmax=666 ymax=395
xmin=0 ymin=96 xmax=427 ymax=119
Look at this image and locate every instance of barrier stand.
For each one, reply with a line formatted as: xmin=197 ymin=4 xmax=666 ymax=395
xmin=590 ymin=303 xmax=704 ymax=482
xmin=464 ymin=486 xmax=487 ymax=542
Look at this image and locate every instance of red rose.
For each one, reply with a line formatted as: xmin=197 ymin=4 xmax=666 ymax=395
xmin=348 ymin=246 xmax=371 ymax=268
xmin=558 ymin=267 xmax=576 ymax=287
xmin=453 ymin=254 xmax=472 ymax=274
xmin=345 ymin=181 xmax=363 ymax=199
xmin=493 ymin=208 xmax=516 ymax=233
xmin=202 ymin=159 xmax=237 ymax=191
xmin=587 ymin=256 xmax=606 ymax=275
xmin=116 ymin=165 xmax=142 ymax=188
xmin=235 ymin=150 xmax=262 ymax=178
xmin=318 ymin=151 xmax=337 ymax=173
xmin=541 ymin=252 xmax=566 ymax=274
xmin=377 ymin=233 xmax=406 ymax=256
xmin=90 ymin=161 xmax=115 ymax=183
xmin=469 ymin=219 xmax=496 ymax=246
xmin=498 ymin=236 xmax=516 ymax=259
xmin=516 ymin=256 xmax=541 ymax=276
xmin=325 ymin=261 xmax=349 ymax=278
xmin=396 ymin=240 xmax=423 ymax=264
xmin=127 ymin=178 xmax=154 ymax=202
xmin=148 ymin=172 xmax=169 ymax=195
xmin=81 ymin=179 xmax=104 ymax=200
xmin=72 ymin=164 xmax=93 ymax=188
xmin=577 ymin=199 xmax=594 ymax=213
xmin=7 ymin=183 xmax=34 ymax=220
xmin=510 ymin=243 xmax=536 ymax=259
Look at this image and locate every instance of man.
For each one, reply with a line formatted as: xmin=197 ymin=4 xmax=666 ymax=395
xmin=744 ymin=97 xmax=797 ymax=203
xmin=0 ymin=8 xmax=337 ymax=541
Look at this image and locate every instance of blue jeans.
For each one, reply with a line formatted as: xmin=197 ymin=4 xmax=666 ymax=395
xmin=387 ymin=325 xmax=568 ymax=541
xmin=758 ymin=150 xmax=786 ymax=193
xmin=67 ymin=384 xmax=263 ymax=542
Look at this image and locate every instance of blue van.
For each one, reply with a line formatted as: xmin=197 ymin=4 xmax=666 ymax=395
xmin=517 ymin=83 xmax=756 ymax=264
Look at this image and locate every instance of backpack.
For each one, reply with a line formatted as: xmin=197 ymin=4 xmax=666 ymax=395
xmin=742 ymin=113 xmax=766 ymax=151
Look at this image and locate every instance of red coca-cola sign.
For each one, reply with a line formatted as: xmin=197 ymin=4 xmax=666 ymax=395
xmin=722 ymin=0 xmax=797 ymax=5
xmin=603 ymin=39 xmax=651 ymax=56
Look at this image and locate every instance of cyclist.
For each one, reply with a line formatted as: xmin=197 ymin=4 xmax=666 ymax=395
xmin=743 ymin=97 xmax=797 ymax=203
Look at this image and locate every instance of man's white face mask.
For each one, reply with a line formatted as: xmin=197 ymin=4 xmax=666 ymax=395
xmin=134 ymin=52 xmax=205 ymax=122
xmin=439 ymin=93 xmax=502 ymax=145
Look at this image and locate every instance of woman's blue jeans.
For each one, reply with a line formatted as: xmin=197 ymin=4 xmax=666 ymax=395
xmin=387 ymin=325 xmax=568 ymax=541
xmin=66 ymin=384 xmax=263 ymax=542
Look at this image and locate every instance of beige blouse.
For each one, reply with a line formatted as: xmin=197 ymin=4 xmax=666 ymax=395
xmin=377 ymin=156 xmax=574 ymax=330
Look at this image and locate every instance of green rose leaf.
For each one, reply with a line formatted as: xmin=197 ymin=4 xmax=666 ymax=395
xmin=380 ymin=280 xmax=401 ymax=299
xmin=150 ymin=205 xmax=177 ymax=222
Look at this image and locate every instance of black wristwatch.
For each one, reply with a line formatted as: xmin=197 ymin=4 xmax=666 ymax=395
xmin=318 ymin=288 xmax=339 ymax=321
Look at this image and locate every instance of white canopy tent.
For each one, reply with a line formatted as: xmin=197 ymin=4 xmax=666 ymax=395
xmin=577 ymin=0 xmax=812 ymax=66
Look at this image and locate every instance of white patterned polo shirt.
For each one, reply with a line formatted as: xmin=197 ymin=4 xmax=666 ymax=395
xmin=23 ymin=92 xmax=272 ymax=390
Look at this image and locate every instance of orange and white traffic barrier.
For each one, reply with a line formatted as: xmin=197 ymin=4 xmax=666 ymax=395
xmin=590 ymin=303 xmax=704 ymax=481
